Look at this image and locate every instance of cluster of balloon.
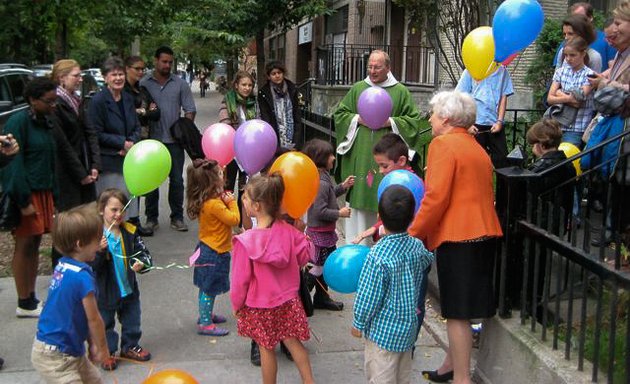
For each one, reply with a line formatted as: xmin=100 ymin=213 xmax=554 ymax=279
xmin=323 ymin=245 xmax=370 ymax=294
xmin=269 ymin=152 xmax=319 ymax=219
xmin=377 ymin=170 xmax=425 ymax=214
xmin=558 ymin=142 xmax=583 ymax=176
xmin=234 ymin=119 xmax=278 ymax=175
xmin=123 ymin=140 xmax=172 ymax=197
xmin=357 ymin=87 xmax=394 ymax=130
xmin=462 ymin=0 xmax=544 ymax=80
xmin=142 ymin=369 xmax=199 ymax=384
xmin=201 ymin=123 xmax=235 ymax=167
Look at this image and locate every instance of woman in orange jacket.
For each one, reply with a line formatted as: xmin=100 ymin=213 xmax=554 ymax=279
xmin=408 ymin=90 xmax=502 ymax=384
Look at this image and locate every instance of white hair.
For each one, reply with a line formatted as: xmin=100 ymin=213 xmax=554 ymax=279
xmin=429 ymin=90 xmax=477 ymax=128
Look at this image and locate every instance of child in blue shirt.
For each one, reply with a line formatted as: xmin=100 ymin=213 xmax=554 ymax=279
xmin=92 ymin=188 xmax=153 ymax=371
xmin=352 ymin=185 xmax=434 ymax=384
xmin=31 ymin=204 xmax=108 ymax=383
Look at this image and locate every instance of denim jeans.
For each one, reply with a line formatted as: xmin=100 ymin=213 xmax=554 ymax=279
xmin=99 ymin=290 xmax=142 ymax=353
xmin=561 ymin=131 xmax=584 ymax=149
xmin=145 ymin=143 xmax=185 ymax=221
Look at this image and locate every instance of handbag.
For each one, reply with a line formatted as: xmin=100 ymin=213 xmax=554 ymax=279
xmin=0 ymin=187 xmax=20 ymax=231
xmin=299 ymin=268 xmax=314 ymax=317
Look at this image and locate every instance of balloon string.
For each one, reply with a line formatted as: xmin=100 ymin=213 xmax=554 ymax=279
xmin=107 ymin=250 xmax=215 ymax=270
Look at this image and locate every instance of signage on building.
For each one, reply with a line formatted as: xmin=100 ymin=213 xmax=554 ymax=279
xmin=299 ymin=22 xmax=313 ymax=45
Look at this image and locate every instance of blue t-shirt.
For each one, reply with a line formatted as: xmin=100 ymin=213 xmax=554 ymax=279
xmin=554 ymin=30 xmax=617 ymax=71
xmin=36 ymin=257 xmax=96 ymax=357
xmin=455 ymin=66 xmax=514 ymax=126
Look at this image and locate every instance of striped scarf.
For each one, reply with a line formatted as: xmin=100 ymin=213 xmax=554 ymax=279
xmin=56 ymin=86 xmax=80 ymax=116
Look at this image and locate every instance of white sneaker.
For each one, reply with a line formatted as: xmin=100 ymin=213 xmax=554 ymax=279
xmin=16 ymin=306 xmax=42 ymax=318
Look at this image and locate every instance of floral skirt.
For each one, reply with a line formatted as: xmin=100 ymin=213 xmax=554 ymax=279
xmin=237 ymin=297 xmax=310 ymax=349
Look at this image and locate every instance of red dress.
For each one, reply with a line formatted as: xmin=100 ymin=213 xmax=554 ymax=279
xmin=237 ymin=297 xmax=310 ymax=349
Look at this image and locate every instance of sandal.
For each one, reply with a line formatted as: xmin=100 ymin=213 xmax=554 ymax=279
xmin=120 ymin=345 xmax=151 ymax=362
xmin=198 ymin=324 xmax=229 ymax=336
xmin=101 ymin=355 xmax=118 ymax=371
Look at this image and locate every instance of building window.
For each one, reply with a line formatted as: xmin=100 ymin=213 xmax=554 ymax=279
xmin=268 ymin=34 xmax=286 ymax=63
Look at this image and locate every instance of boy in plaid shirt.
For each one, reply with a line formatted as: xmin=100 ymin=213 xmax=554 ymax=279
xmin=351 ymin=185 xmax=433 ymax=383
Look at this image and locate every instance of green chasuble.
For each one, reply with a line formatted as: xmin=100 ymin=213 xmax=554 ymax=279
xmin=333 ymin=80 xmax=422 ymax=212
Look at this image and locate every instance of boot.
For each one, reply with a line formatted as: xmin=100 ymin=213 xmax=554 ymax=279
xmin=313 ymin=276 xmax=344 ymax=311
xmin=250 ymin=340 xmax=261 ymax=366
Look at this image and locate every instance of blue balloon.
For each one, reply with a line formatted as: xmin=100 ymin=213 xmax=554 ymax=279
xmin=376 ymin=170 xmax=425 ymax=214
xmin=323 ymin=245 xmax=370 ymax=294
xmin=492 ymin=0 xmax=544 ymax=62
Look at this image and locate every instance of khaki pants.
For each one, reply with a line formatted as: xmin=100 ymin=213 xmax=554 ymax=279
xmin=31 ymin=339 xmax=103 ymax=384
xmin=364 ymin=339 xmax=412 ymax=384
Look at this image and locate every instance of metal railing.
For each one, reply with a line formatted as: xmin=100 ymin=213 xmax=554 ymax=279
xmin=496 ymin=126 xmax=630 ymax=383
xmin=315 ymin=43 xmax=437 ymax=86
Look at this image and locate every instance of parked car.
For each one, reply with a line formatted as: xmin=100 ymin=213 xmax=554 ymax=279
xmin=31 ymin=64 xmax=53 ymax=78
xmin=82 ymin=68 xmax=105 ymax=88
xmin=0 ymin=64 xmax=33 ymax=131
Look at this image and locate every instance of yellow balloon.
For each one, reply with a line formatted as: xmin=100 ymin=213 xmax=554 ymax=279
xmin=558 ymin=142 xmax=583 ymax=176
xmin=462 ymin=26 xmax=500 ymax=81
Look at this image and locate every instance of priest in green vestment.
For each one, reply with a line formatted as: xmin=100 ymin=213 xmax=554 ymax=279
xmin=334 ymin=50 xmax=423 ymax=244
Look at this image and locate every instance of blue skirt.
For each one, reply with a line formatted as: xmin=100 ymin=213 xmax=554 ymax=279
xmin=193 ymin=242 xmax=231 ymax=296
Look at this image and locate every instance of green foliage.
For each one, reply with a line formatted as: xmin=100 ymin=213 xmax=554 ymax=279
xmin=525 ymin=18 xmax=563 ymax=109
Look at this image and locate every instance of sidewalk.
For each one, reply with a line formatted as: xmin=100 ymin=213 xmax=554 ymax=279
xmin=0 ymin=89 xmax=448 ymax=383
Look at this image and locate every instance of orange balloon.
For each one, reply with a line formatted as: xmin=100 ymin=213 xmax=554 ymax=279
xmin=269 ymin=152 xmax=320 ymax=219
xmin=143 ymin=369 xmax=199 ymax=384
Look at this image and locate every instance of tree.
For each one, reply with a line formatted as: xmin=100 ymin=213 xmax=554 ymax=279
xmin=393 ymin=0 xmax=486 ymax=84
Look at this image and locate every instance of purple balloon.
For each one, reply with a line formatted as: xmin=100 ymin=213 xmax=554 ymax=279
xmin=234 ymin=119 xmax=278 ymax=175
xmin=357 ymin=87 xmax=393 ymax=130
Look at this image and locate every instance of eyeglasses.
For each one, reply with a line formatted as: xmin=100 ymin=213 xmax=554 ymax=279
xmin=132 ymin=66 xmax=145 ymax=71
xmin=39 ymin=98 xmax=57 ymax=107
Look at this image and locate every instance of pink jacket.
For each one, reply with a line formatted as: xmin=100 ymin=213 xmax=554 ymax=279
xmin=230 ymin=220 xmax=314 ymax=312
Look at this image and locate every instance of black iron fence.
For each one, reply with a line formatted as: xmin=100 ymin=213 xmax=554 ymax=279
xmin=496 ymin=127 xmax=630 ymax=383
xmin=315 ymin=44 xmax=437 ymax=86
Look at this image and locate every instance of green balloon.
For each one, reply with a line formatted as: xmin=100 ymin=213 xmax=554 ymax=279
xmin=123 ymin=140 xmax=172 ymax=196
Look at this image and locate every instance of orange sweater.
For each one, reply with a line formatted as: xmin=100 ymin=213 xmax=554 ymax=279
xmin=199 ymin=198 xmax=240 ymax=253
xmin=408 ymin=128 xmax=502 ymax=250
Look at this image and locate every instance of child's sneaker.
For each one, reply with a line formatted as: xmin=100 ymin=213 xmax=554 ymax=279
xmin=211 ymin=313 xmax=227 ymax=324
xmin=120 ymin=345 xmax=151 ymax=361
xmin=101 ymin=355 xmax=118 ymax=371
xmin=16 ymin=306 xmax=41 ymax=318
xmin=197 ymin=324 xmax=229 ymax=336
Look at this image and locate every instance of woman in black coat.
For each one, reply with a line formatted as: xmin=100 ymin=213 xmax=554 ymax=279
xmin=257 ymin=61 xmax=303 ymax=150
xmin=51 ymin=59 xmax=101 ymax=211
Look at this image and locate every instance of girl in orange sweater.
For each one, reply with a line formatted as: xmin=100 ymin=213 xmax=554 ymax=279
xmin=186 ymin=159 xmax=240 ymax=336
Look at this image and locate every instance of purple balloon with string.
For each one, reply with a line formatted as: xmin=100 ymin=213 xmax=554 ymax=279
xmin=234 ymin=119 xmax=278 ymax=175
xmin=357 ymin=87 xmax=393 ymax=130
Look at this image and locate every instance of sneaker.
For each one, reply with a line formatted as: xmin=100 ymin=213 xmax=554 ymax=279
xmin=120 ymin=345 xmax=151 ymax=361
xmin=16 ymin=306 xmax=41 ymax=318
xmin=197 ymin=324 xmax=229 ymax=336
xmin=170 ymin=219 xmax=188 ymax=232
xmin=212 ymin=313 xmax=227 ymax=324
xmin=145 ymin=220 xmax=159 ymax=232
xmin=135 ymin=224 xmax=154 ymax=237
xmin=101 ymin=355 xmax=118 ymax=371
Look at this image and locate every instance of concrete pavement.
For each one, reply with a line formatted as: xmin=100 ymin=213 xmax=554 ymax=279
xmin=0 ymin=88 xmax=448 ymax=383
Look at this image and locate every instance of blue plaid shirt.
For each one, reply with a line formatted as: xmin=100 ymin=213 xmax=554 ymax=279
xmin=552 ymin=64 xmax=595 ymax=133
xmin=352 ymin=233 xmax=434 ymax=352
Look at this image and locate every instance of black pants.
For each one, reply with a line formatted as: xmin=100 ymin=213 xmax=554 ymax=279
xmin=474 ymin=124 xmax=509 ymax=169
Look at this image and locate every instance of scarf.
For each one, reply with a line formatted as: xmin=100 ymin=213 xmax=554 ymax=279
xmin=56 ymin=86 xmax=80 ymax=115
xmin=224 ymin=89 xmax=257 ymax=123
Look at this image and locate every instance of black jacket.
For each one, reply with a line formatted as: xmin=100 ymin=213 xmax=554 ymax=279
xmin=90 ymin=222 xmax=152 ymax=309
xmin=124 ymin=81 xmax=160 ymax=136
xmin=53 ymin=97 xmax=101 ymax=210
xmin=170 ymin=117 xmax=204 ymax=160
xmin=258 ymin=79 xmax=303 ymax=149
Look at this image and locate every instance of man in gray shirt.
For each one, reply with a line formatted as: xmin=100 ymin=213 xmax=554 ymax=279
xmin=141 ymin=46 xmax=196 ymax=232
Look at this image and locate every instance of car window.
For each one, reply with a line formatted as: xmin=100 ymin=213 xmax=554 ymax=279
xmin=0 ymin=77 xmax=10 ymax=103
xmin=7 ymin=74 xmax=27 ymax=105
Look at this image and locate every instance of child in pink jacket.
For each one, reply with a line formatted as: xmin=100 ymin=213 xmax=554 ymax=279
xmin=231 ymin=173 xmax=315 ymax=384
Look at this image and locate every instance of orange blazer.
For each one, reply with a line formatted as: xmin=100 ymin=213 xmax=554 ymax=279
xmin=408 ymin=128 xmax=502 ymax=250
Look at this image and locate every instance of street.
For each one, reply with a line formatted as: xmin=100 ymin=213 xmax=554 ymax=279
xmin=0 ymin=87 xmax=446 ymax=383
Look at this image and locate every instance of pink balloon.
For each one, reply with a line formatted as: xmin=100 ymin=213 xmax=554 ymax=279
xmin=357 ymin=87 xmax=393 ymax=130
xmin=202 ymin=123 xmax=235 ymax=167
xmin=234 ymin=119 xmax=278 ymax=175
xmin=502 ymin=53 xmax=518 ymax=66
